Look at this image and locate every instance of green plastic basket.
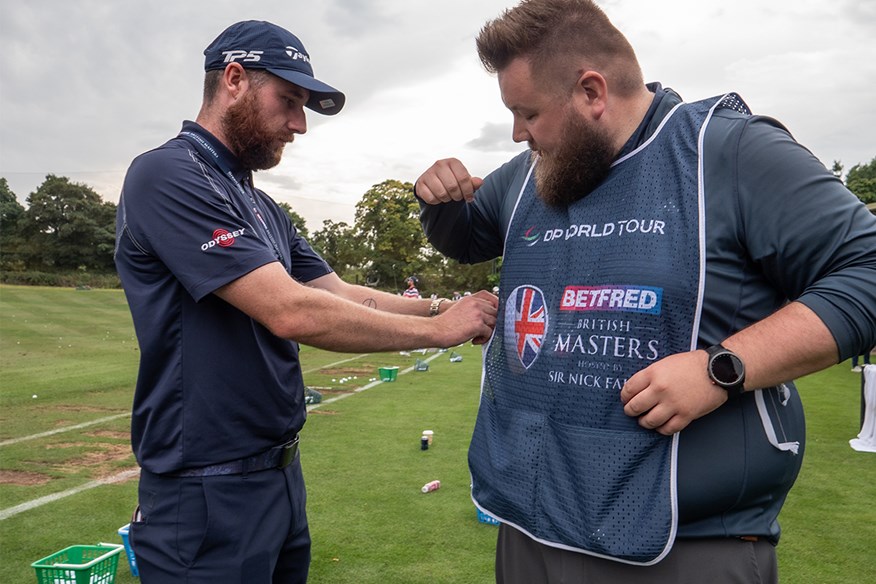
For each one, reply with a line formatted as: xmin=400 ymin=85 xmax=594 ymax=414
xmin=378 ymin=366 xmax=399 ymax=381
xmin=32 ymin=543 xmax=123 ymax=584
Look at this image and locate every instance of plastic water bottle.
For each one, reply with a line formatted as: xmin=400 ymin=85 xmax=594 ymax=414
xmin=421 ymin=480 xmax=441 ymax=493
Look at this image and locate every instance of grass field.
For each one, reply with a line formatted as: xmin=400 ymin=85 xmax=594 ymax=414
xmin=1 ymin=285 xmax=874 ymax=583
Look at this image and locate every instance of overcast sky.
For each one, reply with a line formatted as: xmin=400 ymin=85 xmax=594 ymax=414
xmin=2 ymin=0 xmax=874 ymax=228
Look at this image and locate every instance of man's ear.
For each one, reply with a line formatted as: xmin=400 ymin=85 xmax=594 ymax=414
xmin=222 ymin=63 xmax=249 ymax=99
xmin=573 ymin=70 xmax=608 ymax=119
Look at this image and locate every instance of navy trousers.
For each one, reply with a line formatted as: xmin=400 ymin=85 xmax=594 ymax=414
xmin=131 ymin=455 xmax=310 ymax=583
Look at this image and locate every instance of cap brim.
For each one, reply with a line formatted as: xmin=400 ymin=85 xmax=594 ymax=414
xmin=267 ymin=68 xmax=345 ymax=116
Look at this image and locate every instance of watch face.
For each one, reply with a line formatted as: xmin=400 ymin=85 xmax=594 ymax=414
xmin=711 ymin=352 xmax=745 ymax=386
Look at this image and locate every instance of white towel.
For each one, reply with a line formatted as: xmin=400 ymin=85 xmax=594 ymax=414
xmin=850 ymin=364 xmax=876 ymax=453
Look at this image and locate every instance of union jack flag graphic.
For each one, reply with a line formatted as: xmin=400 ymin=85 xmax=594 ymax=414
xmin=510 ymin=285 xmax=547 ymax=369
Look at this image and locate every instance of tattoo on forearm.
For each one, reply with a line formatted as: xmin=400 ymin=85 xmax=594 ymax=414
xmin=362 ymin=298 xmax=377 ymax=309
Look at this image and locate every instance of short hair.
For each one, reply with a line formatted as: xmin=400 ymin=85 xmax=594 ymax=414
xmin=202 ymin=68 xmax=273 ymax=104
xmin=202 ymin=70 xmax=223 ymax=104
xmin=476 ymin=0 xmax=644 ymax=97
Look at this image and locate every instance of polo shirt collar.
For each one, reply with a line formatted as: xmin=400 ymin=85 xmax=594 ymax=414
xmin=178 ymin=120 xmax=251 ymax=183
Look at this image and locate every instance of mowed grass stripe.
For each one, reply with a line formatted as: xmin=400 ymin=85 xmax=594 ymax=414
xmin=0 ymin=469 xmax=141 ymax=521
xmin=0 ymin=353 xmax=372 ymax=446
xmin=0 ymin=287 xmax=138 ymax=428
xmin=1 ymin=288 xmax=132 ymax=351
xmin=0 ymin=413 xmax=132 ymax=447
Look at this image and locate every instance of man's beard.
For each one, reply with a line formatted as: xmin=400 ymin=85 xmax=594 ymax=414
xmin=533 ymin=110 xmax=616 ymax=207
xmin=222 ymin=90 xmax=290 ymax=171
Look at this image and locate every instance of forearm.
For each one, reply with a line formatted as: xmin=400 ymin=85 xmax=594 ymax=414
xmin=418 ymin=199 xmax=481 ymax=262
xmin=722 ymin=301 xmax=838 ymax=390
xmin=368 ymin=289 xmax=451 ymax=317
xmin=215 ymin=263 xmax=484 ymax=351
xmin=306 ymin=273 xmax=450 ymax=316
xmin=276 ymin=286 xmax=449 ymax=351
xmin=621 ymin=301 xmax=840 ymax=435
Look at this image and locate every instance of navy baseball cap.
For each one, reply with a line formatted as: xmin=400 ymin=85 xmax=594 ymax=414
xmin=204 ymin=20 xmax=345 ymax=116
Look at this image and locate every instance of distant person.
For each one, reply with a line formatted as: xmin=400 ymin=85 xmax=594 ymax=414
xmin=414 ymin=1 xmax=876 ymax=582
xmin=403 ymin=276 xmax=421 ymax=298
xmin=114 ymin=20 xmax=497 ymax=583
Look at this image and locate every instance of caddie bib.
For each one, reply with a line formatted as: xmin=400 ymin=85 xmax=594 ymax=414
xmin=469 ymin=94 xmax=750 ymax=564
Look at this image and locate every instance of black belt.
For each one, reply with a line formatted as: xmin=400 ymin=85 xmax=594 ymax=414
xmin=169 ymin=436 xmax=299 ymax=477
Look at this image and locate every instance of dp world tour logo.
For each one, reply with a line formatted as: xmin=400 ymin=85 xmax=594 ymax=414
xmin=521 ymin=226 xmax=541 ymax=247
xmin=506 ymin=285 xmax=547 ymax=369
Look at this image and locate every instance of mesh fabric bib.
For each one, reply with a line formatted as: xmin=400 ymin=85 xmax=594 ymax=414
xmin=470 ymin=94 xmax=750 ymax=564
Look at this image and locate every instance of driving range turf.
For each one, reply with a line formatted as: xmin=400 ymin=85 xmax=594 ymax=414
xmin=1 ymin=285 xmax=873 ymax=583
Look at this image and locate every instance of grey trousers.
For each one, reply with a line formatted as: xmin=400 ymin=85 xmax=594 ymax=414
xmin=496 ymin=524 xmax=778 ymax=584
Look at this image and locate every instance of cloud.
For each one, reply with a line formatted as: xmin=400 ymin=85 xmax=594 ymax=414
xmin=466 ymin=122 xmax=516 ymax=152
xmin=324 ymin=0 xmax=400 ymax=38
xmin=1 ymin=0 xmax=873 ymax=227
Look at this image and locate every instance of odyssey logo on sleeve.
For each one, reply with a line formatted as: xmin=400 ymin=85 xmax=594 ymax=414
xmin=201 ymin=227 xmax=246 ymax=252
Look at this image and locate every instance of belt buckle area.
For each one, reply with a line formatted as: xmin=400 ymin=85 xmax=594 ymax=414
xmin=278 ymin=436 xmax=299 ymax=468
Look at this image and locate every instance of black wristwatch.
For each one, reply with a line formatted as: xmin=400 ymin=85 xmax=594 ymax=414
xmin=705 ymin=344 xmax=746 ymax=394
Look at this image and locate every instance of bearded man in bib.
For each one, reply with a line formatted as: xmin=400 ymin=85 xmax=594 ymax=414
xmin=415 ymin=1 xmax=876 ymax=582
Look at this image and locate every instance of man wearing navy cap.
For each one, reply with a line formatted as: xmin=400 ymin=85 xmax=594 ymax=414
xmin=115 ymin=20 xmax=497 ymax=583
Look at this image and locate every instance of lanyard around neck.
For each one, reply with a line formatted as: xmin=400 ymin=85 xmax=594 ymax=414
xmin=179 ymin=130 xmax=288 ymax=270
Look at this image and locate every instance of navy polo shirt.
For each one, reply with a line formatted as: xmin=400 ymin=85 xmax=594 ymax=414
xmin=115 ymin=121 xmax=332 ymax=474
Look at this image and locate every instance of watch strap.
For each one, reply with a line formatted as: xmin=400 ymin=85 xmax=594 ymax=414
xmin=429 ymin=297 xmax=449 ymax=317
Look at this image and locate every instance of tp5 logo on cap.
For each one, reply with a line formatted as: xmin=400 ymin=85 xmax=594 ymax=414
xmin=203 ymin=20 xmax=346 ymax=115
xmin=222 ymin=50 xmax=263 ymax=64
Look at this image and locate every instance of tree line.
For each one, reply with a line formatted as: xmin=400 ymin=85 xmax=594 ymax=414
xmin=2 ymin=157 xmax=873 ymax=292
xmin=832 ymin=158 xmax=876 ymax=205
xmin=0 ymin=175 xmax=498 ymax=295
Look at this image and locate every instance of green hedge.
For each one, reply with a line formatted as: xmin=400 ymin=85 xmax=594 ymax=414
xmin=0 ymin=271 xmax=121 ymax=289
